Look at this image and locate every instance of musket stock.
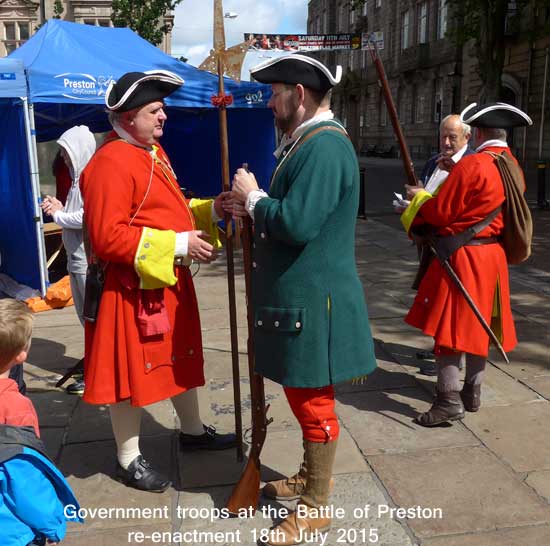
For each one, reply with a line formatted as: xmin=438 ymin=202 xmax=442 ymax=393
xmin=226 ymin=180 xmax=271 ymax=516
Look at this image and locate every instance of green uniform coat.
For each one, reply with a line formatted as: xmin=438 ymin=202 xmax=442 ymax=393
xmin=252 ymin=120 xmax=377 ymax=387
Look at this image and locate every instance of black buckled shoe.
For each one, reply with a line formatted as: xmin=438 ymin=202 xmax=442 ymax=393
xmin=115 ymin=455 xmax=171 ymax=493
xmin=179 ymin=424 xmax=237 ymax=451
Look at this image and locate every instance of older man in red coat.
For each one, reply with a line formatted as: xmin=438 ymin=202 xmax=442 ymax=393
xmin=80 ymin=70 xmax=236 ymax=492
xmin=404 ymin=102 xmax=532 ymax=426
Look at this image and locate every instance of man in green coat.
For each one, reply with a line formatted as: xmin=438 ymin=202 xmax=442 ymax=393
xmin=232 ymin=54 xmax=377 ymax=546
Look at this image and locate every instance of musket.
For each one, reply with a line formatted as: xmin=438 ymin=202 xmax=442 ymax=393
xmin=367 ymin=35 xmax=419 ymax=187
xmin=367 ymin=34 xmax=509 ymax=363
xmin=226 ymin=165 xmax=272 ymax=516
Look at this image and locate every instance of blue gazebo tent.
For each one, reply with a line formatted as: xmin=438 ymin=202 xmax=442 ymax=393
xmin=0 ymin=20 xmax=275 ymax=293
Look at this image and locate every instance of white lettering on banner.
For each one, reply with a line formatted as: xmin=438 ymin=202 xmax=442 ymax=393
xmin=54 ymin=72 xmax=113 ymax=101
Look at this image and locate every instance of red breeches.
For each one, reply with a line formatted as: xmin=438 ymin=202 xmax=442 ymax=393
xmin=283 ymin=385 xmax=339 ymax=443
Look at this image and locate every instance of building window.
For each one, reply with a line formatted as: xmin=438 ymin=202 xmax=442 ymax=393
xmin=379 ymin=94 xmax=387 ymax=126
xmin=401 ymin=10 xmax=410 ymax=50
xmin=362 ymin=49 xmax=367 ymax=69
xmin=417 ymin=2 xmax=428 ymax=44
xmin=360 ymin=114 xmax=365 ymax=136
xmin=437 ymin=0 xmax=448 ymax=39
xmin=412 ymin=86 xmax=425 ymax=123
xmin=375 ymin=0 xmax=382 ymax=8
xmin=434 ymin=78 xmax=443 ymax=122
xmin=339 ymin=3 xmax=347 ymax=31
xmin=363 ymin=2 xmax=368 ymax=16
xmin=323 ymin=11 xmax=327 ymax=33
xmin=3 ymin=21 xmax=30 ymax=53
xmin=350 ymin=6 xmax=355 ymax=27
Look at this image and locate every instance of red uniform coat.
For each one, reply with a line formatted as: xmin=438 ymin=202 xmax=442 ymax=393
xmin=80 ymin=136 xmax=205 ymax=406
xmin=406 ymin=146 xmax=518 ymax=357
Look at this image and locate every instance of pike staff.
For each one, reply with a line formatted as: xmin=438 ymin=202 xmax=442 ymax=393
xmin=199 ymin=0 xmax=251 ymax=460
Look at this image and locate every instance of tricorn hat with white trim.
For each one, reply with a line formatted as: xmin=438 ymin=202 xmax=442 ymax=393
xmin=105 ymin=70 xmax=184 ymax=112
xmin=460 ymin=102 xmax=532 ymax=128
xmin=250 ymin=54 xmax=342 ymax=93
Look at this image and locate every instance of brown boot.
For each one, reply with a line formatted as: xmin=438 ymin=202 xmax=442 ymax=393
xmin=460 ymin=382 xmax=481 ymax=412
xmin=259 ymin=504 xmax=331 ymax=546
xmin=263 ymin=465 xmax=307 ymax=501
xmin=260 ymin=440 xmax=337 ymax=545
xmin=416 ymin=389 xmax=465 ymax=427
xmin=263 ymin=467 xmax=335 ymax=501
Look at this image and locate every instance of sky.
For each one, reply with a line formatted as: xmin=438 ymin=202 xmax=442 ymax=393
xmin=172 ymin=0 xmax=309 ymax=67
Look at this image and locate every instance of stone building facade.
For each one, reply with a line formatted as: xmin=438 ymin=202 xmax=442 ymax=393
xmin=0 ymin=0 xmax=174 ymax=57
xmin=307 ymin=0 xmax=550 ymax=169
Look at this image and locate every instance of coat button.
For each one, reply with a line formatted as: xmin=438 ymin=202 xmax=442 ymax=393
xmin=295 ymin=321 xmax=301 ymax=329
xmin=257 ymin=320 xmax=263 ymax=326
xmin=140 ymin=255 xmax=147 ymax=260
xmin=172 ymin=356 xmax=176 ymax=361
xmin=252 ymin=261 xmax=257 ymax=268
xmin=145 ymin=362 xmax=152 ymax=369
xmin=424 ymin=297 xmax=429 ymax=303
xmin=144 ymin=242 xmax=150 ymax=248
xmin=274 ymin=320 xmax=280 ymax=327
xmin=188 ymin=348 xmax=194 ymax=355
xmin=260 ymin=232 xmax=266 ymax=239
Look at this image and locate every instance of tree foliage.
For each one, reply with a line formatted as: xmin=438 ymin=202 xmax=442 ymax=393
xmin=111 ymin=0 xmax=184 ymax=46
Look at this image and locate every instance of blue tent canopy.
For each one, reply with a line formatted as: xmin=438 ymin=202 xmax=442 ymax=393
xmin=1 ymin=20 xmax=276 ymax=291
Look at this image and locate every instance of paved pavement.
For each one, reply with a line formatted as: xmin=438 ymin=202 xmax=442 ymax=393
xmin=25 ymin=199 xmax=550 ymax=546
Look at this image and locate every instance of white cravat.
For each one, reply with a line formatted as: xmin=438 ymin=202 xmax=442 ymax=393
xmin=424 ymin=144 xmax=469 ymax=194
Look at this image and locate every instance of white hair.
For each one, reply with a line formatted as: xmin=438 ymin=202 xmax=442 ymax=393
xmin=440 ymin=114 xmax=471 ymax=138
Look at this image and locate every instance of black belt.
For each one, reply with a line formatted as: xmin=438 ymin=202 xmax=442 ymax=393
xmin=465 ymin=237 xmax=499 ymax=246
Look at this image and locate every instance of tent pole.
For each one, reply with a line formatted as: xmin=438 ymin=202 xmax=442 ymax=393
xmin=22 ymin=97 xmax=48 ymax=296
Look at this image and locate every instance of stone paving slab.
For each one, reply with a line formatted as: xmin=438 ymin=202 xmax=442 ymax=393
xmin=178 ymin=426 xmax=367 ymax=489
xmin=421 ymin=524 xmax=550 ymax=546
xmin=335 ymin=353 xmax=417 ymax=395
xmin=337 ymin=387 xmax=479 ymax=456
xmin=66 ymin=399 xmax=177 ymax=444
xmin=464 ymin=401 xmax=550 ymax=472
xmin=369 ymin=446 xmax=550 ymax=538
xmin=59 ymin=435 xmax=177 ymax=531
xmin=64 ymin=524 xmax=174 ymax=546
xmin=41 ymin=426 xmax=65 ymax=462
xmin=198 ymin=375 xmax=299 ymax=435
xmin=362 ymin=289 xmax=411 ymax=320
xmin=475 ymin=362 xmax=542 ymax=407
xmin=521 ymin=375 xmax=550 ymax=400
xmin=31 ymin=389 xmax=80 ymax=426
xmin=526 ymin=470 xmax=550 ymax=502
xmin=176 ymin=472 xmax=414 ymax=546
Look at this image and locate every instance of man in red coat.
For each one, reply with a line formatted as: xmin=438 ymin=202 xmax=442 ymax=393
xmin=80 ymin=70 xmax=236 ymax=492
xmin=404 ymin=102 xmax=532 ymax=426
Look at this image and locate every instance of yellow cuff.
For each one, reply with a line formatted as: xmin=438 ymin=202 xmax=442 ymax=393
xmin=189 ymin=198 xmax=222 ymax=249
xmin=400 ymin=189 xmax=433 ymax=234
xmin=134 ymin=227 xmax=177 ymax=289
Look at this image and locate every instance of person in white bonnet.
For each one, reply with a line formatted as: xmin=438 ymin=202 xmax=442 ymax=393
xmin=41 ymin=125 xmax=96 ymax=394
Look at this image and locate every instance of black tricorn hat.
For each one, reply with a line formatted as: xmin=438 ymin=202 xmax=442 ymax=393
xmin=460 ymin=102 xmax=532 ymax=128
xmin=250 ymin=54 xmax=342 ymax=93
xmin=105 ymin=70 xmax=184 ymax=112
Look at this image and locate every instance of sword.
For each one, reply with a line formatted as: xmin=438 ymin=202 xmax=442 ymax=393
xmin=429 ymin=244 xmax=510 ymax=363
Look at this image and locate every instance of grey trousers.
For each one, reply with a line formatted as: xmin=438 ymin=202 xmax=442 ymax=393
xmin=437 ymin=352 xmax=486 ymax=392
xmin=69 ymin=271 xmax=86 ymax=327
